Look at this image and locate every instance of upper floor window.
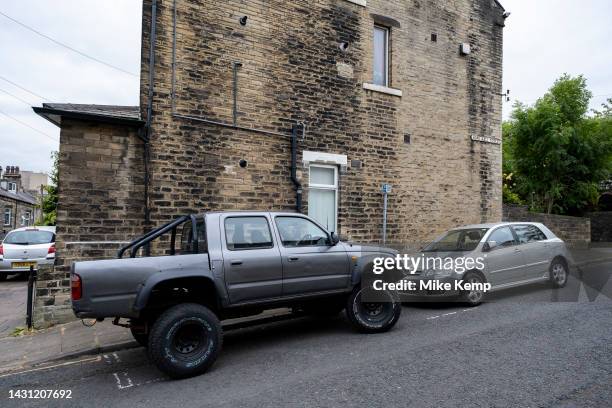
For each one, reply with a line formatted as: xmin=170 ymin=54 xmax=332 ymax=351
xmin=373 ymin=25 xmax=389 ymax=86
xmin=7 ymin=182 xmax=17 ymax=193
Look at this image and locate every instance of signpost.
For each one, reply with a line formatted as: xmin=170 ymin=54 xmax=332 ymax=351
xmin=381 ymin=184 xmax=392 ymax=244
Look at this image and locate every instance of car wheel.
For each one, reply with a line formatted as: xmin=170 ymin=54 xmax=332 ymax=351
xmin=550 ymin=259 xmax=568 ymax=288
xmin=345 ymin=286 xmax=401 ymax=333
xmin=461 ymin=272 xmax=485 ymax=307
xmin=148 ymin=303 xmax=223 ymax=379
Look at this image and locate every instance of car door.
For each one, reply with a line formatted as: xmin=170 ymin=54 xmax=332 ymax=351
xmin=511 ymin=224 xmax=551 ymax=279
xmin=484 ymin=226 xmax=526 ymax=286
xmin=221 ymin=215 xmax=283 ymax=304
xmin=273 ymin=215 xmax=350 ymax=296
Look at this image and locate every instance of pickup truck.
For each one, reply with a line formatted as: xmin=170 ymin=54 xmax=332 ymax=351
xmin=71 ymin=212 xmax=401 ymax=378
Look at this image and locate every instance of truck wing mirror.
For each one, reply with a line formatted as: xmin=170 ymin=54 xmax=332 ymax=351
xmin=330 ymin=232 xmax=340 ymax=246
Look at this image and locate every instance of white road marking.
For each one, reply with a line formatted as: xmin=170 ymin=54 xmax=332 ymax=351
xmin=0 ymin=356 xmax=102 ymax=379
xmin=112 ymin=352 xmax=122 ymax=363
xmin=442 ymin=312 xmax=457 ymax=316
xmin=426 ymin=315 xmax=440 ymax=320
xmin=462 ymin=308 xmax=478 ymax=312
xmin=426 ymin=308 xmax=480 ymax=321
xmin=113 ymin=372 xmax=134 ymax=389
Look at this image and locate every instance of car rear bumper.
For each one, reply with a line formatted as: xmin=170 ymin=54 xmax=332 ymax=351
xmin=0 ymin=258 xmax=55 ymax=273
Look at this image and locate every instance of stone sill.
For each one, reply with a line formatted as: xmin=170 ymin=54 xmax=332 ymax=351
xmin=362 ymin=83 xmax=403 ymax=97
xmin=344 ymin=0 xmax=366 ymax=6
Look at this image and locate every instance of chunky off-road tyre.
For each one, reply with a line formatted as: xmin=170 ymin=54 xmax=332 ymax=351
xmin=345 ymin=287 xmax=401 ymax=333
xmin=461 ymin=271 xmax=486 ymax=307
xmin=550 ymin=258 xmax=568 ymax=288
xmin=148 ymin=303 xmax=223 ymax=379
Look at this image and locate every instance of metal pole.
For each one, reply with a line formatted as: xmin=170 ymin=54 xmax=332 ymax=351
xmin=382 ymin=191 xmax=388 ymax=244
xmin=26 ymin=266 xmax=37 ymax=329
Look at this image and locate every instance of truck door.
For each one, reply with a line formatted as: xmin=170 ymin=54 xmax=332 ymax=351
xmin=272 ymin=215 xmax=350 ymax=296
xmin=221 ymin=215 xmax=283 ymax=303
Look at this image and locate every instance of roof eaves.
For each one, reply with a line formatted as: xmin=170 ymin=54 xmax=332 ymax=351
xmin=32 ymin=106 xmax=145 ymax=128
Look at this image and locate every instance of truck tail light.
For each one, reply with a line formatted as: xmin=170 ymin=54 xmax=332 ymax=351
xmin=71 ymin=274 xmax=82 ymax=301
xmin=0 ymin=244 xmax=3 ymax=256
xmin=47 ymin=244 xmax=56 ymax=256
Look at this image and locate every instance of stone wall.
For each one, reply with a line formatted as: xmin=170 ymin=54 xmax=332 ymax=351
xmin=33 ymin=119 xmax=146 ymax=327
xmin=503 ymin=205 xmax=591 ymax=248
xmin=140 ymin=0 xmax=505 ymax=244
xmin=0 ymin=197 xmax=37 ymax=237
xmin=587 ymin=212 xmax=612 ymax=242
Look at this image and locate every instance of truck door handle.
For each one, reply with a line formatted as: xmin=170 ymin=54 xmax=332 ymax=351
xmin=288 ymin=257 xmax=299 ymax=262
xmin=230 ymin=260 xmax=243 ymax=266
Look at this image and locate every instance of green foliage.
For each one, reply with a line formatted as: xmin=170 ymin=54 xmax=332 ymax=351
xmin=504 ymin=75 xmax=612 ymax=215
xmin=41 ymin=151 xmax=58 ymax=226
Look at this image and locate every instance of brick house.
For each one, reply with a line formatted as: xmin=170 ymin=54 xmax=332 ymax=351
xmin=0 ymin=166 xmax=38 ymax=238
xmin=33 ymin=0 xmax=506 ymax=325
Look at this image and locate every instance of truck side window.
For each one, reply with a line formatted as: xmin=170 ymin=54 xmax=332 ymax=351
xmin=275 ymin=217 xmax=331 ymax=247
xmin=179 ymin=219 xmax=207 ymax=254
xmin=225 ymin=217 xmax=273 ymax=250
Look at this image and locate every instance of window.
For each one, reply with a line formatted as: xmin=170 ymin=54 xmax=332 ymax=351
xmin=21 ymin=211 xmax=31 ymax=227
xmin=308 ymin=165 xmax=337 ymax=231
xmin=179 ymin=219 xmax=207 ymax=254
xmin=373 ymin=25 xmax=389 ymax=86
xmin=423 ymin=228 xmax=489 ymax=252
xmin=224 ymin=217 xmax=273 ymax=250
xmin=4 ymin=230 xmax=54 ymax=245
xmin=7 ymin=182 xmax=16 ymax=193
xmin=3 ymin=208 xmax=11 ymax=226
xmin=488 ymin=227 xmax=516 ymax=248
xmin=513 ymin=225 xmax=547 ymax=244
xmin=275 ymin=217 xmax=331 ymax=247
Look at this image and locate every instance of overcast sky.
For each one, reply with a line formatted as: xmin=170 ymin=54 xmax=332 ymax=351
xmin=0 ymin=0 xmax=610 ymax=175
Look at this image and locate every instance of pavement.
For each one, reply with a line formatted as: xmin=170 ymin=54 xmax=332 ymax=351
xmin=0 ymin=274 xmax=28 ymax=338
xmin=0 ymin=248 xmax=610 ymax=407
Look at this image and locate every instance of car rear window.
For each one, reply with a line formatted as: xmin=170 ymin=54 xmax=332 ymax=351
xmin=3 ymin=230 xmax=55 ymax=245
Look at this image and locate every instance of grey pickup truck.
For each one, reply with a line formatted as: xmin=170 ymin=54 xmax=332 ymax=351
xmin=71 ymin=212 xmax=401 ymax=378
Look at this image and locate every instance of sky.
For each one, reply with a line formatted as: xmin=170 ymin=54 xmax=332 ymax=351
xmin=0 ymin=0 xmax=610 ymax=175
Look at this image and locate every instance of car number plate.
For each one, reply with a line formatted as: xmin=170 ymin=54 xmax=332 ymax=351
xmin=12 ymin=262 xmax=37 ymax=269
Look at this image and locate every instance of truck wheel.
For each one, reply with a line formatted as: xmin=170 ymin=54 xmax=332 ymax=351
xmin=345 ymin=287 xmax=401 ymax=333
xmin=148 ymin=303 xmax=223 ymax=379
xmin=0 ymin=274 xmax=6 ymax=281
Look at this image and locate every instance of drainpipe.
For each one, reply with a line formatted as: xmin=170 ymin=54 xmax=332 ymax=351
xmin=291 ymin=125 xmax=303 ymax=213
xmin=141 ymin=0 xmax=157 ymax=254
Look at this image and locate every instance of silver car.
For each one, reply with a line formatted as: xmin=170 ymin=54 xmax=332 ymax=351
xmin=0 ymin=226 xmax=56 ymax=280
xmin=400 ymin=222 xmax=572 ymax=305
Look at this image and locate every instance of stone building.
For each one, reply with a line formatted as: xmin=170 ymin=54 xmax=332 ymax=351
xmin=33 ymin=0 xmax=506 ymax=325
xmin=0 ymin=166 xmax=38 ymax=238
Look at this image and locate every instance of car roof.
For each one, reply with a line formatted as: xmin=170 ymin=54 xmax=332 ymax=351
xmin=453 ymin=222 xmax=545 ymax=230
xmin=7 ymin=226 xmax=56 ymax=234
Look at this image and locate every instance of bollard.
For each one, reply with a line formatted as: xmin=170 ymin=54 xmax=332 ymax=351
xmin=26 ymin=265 xmax=37 ymax=329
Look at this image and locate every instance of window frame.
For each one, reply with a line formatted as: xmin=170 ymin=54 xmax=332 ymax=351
xmin=7 ymin=182 xmax=16 ymax=193
xmin=274 ymin=215 xmax=332 ymax=248
xmin=308 ymin=164 xmax=338 ymax=232
xmin=486 ymin=226 xmax=517 ymax=250
xmin=373 ymin=25 xmax=390 ymax=87
xmin=223 ymin=216 xmax=275 ymax=251
xmin=4 ymin=208 xmax=11 ymax=226
xmin=512 ymin=224 xmax=547 ymax=244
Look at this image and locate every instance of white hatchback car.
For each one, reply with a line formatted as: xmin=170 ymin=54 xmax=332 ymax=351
xmin=0 ymin=226 xmax=56 ymax=280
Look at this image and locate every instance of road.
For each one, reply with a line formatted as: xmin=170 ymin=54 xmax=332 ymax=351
xmin=1 ymin=259 xmax=611 ymax=408
xmin=0 ymin=275 xmax=27 ymax=338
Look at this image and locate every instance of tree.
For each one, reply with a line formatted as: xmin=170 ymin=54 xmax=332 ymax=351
xmin=506 ymin=75 xmax=612 ymax=215
xmin=41 ymin=151 xmax=58 ymax=226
